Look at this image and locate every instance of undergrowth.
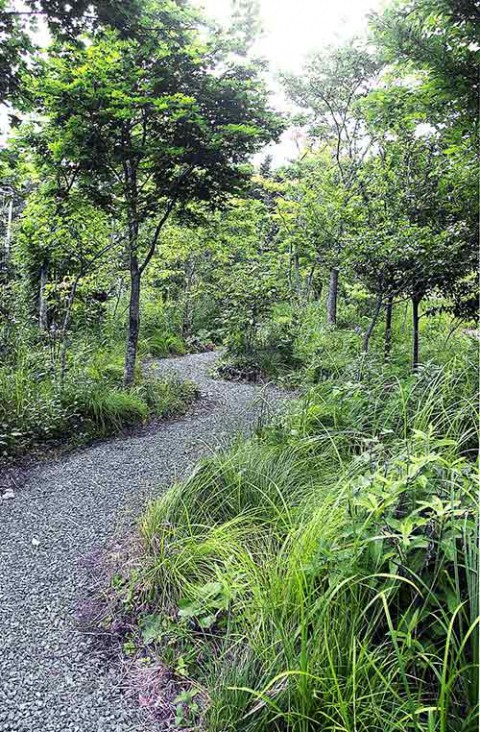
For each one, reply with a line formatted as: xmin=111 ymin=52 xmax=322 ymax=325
xmin=220 ymin=300 xmax=476 ymax=387
xmin=0 ymin=342 xmax=197 ymax=463
xmin=107 ymin=325 xmax=478 ymax=731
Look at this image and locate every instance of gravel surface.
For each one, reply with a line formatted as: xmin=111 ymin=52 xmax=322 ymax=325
xmin=0 ymin=352 xmax=289 ymax=732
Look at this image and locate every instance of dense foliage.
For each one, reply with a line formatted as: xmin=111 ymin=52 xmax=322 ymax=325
xmin=0 ymin=0 xmax=478 ymax=728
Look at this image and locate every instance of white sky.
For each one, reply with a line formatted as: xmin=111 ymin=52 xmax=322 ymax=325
xmin=197 ymin=0 xmax=386 ymax=73
xmin=195 ymin=0 xmax=387 ymax=163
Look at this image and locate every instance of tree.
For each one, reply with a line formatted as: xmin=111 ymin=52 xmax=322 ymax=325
xmin=358 ymin=71 xmax=478 ymax=369
xmin=275 ymin=153 xmax=361 ymax=311
xmin=0 ymin=0 xmax=141 ymax=103
xmin=370 ymin=0 xmax=479 ymax=337
xmin=30 ymin=2 xmax=282 ymax=383
xmin=283 ymin=41 xmax=381 ymax=324
xmin=372 ymin=0 xmax=480 ymax=126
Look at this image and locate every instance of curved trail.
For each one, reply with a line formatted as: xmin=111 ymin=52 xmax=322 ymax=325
xmin=0 ymin=352 xmax=288 ymax=732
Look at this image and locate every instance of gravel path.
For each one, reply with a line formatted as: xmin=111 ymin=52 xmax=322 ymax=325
xmin=0 ymin=352 xmax=289 ymax=732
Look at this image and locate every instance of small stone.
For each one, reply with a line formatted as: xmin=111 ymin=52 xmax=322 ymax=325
xmin=31 ymin=538 xmax=40 ymax=547
xmin=2 ymin=490 xmax=14 ymax=500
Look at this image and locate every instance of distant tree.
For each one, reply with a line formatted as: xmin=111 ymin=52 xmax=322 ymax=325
xmin=283 ymin=41 xmax=381 ymax=325
xmin=276 ymin=153 xmax=361 ymax=306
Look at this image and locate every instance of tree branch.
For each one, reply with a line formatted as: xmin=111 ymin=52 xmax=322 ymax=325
xmin=139 ymin=165 xmax=194 ymax=276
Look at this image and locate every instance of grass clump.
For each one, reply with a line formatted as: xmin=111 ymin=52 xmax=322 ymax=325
xmin=142 ymin=331 xmax=187 ymax=358
xmin=0 ymin=346 xmax=197 ymax=463
xmin=110 ymin=336 xmax=478 ymax=731
xmin=139 ymin=375 xmax=198 ymax=419
xmin=70 ymin=385 xmax=150 ymax=433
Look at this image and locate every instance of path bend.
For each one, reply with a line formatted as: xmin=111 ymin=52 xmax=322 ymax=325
xmin=0 ymin=352 xmax=288 ymax=732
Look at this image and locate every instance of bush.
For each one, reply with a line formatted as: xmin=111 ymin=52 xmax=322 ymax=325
xmin=222 ymin=303 xmax=302 ymax=379
xmin=139 ymin=375 xmax=198 ymax=418
xmin=0 ymin=354 xmax=72 ymax=456
xmin=142 ymin=331 xmax=186 ymax=358
xmin=138 ymin=294 xmax=186 ymax=357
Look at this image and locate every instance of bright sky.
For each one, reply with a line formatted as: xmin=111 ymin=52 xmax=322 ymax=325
xmin=198 ymin=0 xmax=385 ymax=73
xmin=196 ymin=0 xmax=387 ymax=163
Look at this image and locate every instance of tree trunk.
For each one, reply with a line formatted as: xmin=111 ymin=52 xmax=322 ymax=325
xmin=182 ymin=260 xmax=195 ymax=338
xmin=363 ymin=292 xmax=383 ymax=354
xmin=59 ymin=274 xmax=81 ymax=382
xmin=293 ymin=248 xmax=301 ymax=299
xmin=326 ymin=267 xmax=339 ymax=326
xmin=384 ymin=296 xmax=393 ymax=361
xmin=124 ymin=255 xmax=141 ymax=386
xmin=287 ymin=243 xmax=293 ymax=294
xmin=305 ymin=262 xmax=317 ymax=302
xmin=412 ymin=296 xmax=421 ymax=372
xmin=113 ymin=276 xmax=125 ymax=318
xmin=39 ymin=263 xmax=48 ymax=330
xmin=4 ymin=196 xmax=13 ymax=263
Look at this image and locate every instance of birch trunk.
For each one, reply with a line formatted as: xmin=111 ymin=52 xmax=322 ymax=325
xmin=412 ymin=296 xmax=421 ymax=372
xmin=39 ymin=264 xmax=48 ymax=331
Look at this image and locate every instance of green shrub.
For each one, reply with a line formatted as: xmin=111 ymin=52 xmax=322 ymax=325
xmin=0 ymin=344 xmax=197 ymax=462
xmin=223 ymin=303 xmax=302 ymax=378
xmin=0 ymin=356 xmax=72 ymax=456
xmin=86 ymin=348 xmax=127 ymax=385
xmin=138 ymin=294 xmax=186 ymax=357
xmin=139 ymin=375 xmax=198 ymax=418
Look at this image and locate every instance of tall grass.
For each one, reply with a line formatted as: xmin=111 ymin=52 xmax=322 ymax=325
xmin=113 ymin=338 xmax=478 ymax=731
xmin=0 ymin=340 xmax=197 ymax=462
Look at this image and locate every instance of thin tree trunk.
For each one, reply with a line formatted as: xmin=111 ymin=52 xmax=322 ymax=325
xmin=363 ymin=292 xmax=383 ymax=354
xmin=59 ymin=274 xmax=81 ymax=382
xmin=326 ymin=267 xmax=339 ymax=326
xmin=305 ymin=262 xmax=316 ymax=302
xmin=287 ymin=242 xmax=293 ymax=294
xmin=4 ymin=196 xmax=13 ymax=262
xmin=39 ymin=263 xmax=48 ymax=330
xmin=182 ymin=260 xmax=195 ymax=338
xmin=412 ymin=296 xmax=421 ymax=372
xmin=293 ymin=248 xmax=301 ymax=299
xmin=384 ymin=296 xmax=393 ymax=361
xmin=124 ymin=255 xmax=141 ymax=386
xmin=113 ymin=276 xmax=124 ymax=318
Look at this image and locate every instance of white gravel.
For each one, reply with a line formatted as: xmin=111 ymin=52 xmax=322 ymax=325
xmin=0 ymin=352 xmax=289 ymax=732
